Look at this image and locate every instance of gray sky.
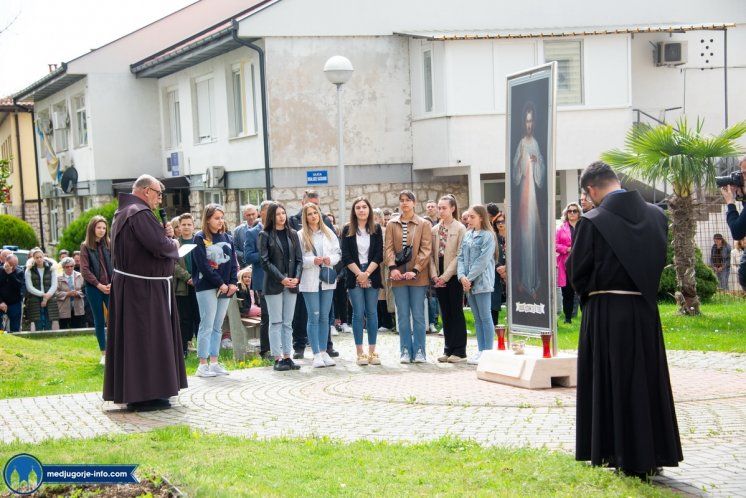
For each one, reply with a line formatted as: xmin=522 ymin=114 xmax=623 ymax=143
xmin=0 ymin=0 xmax=194 ymax=97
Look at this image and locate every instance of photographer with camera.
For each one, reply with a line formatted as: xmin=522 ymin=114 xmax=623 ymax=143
xmin=719 ymin=157 xmax=746 ymax=240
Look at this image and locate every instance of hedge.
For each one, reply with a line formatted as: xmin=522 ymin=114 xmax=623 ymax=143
xmin=0 ymin=214 xmax=39 ymax=248
xmin=657 ymin=231 xmax=718 ymax=302
xmin=56 ymin=200 xmax=118 ymax=256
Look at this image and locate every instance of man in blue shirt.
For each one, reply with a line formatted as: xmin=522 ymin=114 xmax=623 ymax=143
xmin=721 ymin=157 xmax=746 ymax=241
xmin=233 ymin=204 xmax=259 ymax=267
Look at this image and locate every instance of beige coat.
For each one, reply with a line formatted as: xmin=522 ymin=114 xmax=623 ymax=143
xmin=384 ymin=214 xmax=432 ymax=287
xmin=55 ymin=271 xmax=85 ymax=319
xmin=429 ymin=219 xmax=466 ymax=282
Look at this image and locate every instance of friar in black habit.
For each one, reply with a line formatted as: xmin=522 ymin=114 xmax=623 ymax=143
xmin=103 ymin=174 xmax=188 ymax=411
xmin=569 ymin=161 xmax=683 ymax=479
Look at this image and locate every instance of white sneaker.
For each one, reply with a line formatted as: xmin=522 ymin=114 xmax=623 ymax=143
xmin=467 ymin=352 xmax=482 ymax=365
xmin=99 ymin=355 xmax=105 ymax=365
xmin=321 ymin=351 xmax=336 ymax=366
xmin=221 ymin=338 xmax=233 ymax=349
xmin=377 ymin=326 xmax=389 ymax=333
xmin=209 ymin=363 xmax=230 ymax=376
xmin=413 ymin=350 xmax=426 ymax=363
xmin=330 ymin=326 xmax=339 ymax=336
xmin=400 ymin=350 xmax=411 ymax=364
xmin=196 ymin=363 xmax=217 ymax=377
xmin=341 ymin=323 xmax=352 ymax=333
xmin=312 ymin=353 xmax=326 ymax=368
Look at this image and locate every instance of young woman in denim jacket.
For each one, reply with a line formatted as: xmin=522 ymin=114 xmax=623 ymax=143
xmin=457 ymin=205 xmax=496 ymax=365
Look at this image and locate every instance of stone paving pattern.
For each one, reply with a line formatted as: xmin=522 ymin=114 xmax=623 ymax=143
xmin=1 ymin=332 xmax=744 ymax=497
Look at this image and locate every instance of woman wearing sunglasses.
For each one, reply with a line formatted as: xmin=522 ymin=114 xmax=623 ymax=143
xmin=556 ymin=203 xmax=581 ymax=324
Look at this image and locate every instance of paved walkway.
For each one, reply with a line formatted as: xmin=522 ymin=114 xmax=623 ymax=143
xmin=1 ymin=332 xmax=744 ymax=497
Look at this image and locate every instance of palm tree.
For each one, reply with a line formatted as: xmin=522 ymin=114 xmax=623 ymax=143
xmin=602 ymin=118 xmax=746 ymax=315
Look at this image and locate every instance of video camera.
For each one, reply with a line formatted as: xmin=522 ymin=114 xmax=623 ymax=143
xmin=715 ymin=171 xmax=745 ymax=201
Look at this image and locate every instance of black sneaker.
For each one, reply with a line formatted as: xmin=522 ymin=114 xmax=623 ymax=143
xmin=293 ymin=350 xmax=305 ymax=359
xmin=284 ymin=358 xmax=301 ymax=370
xmin=274 ymin=359 xmax=290 ymax=371
xmin=326 ymin=349 xmax=340 ymax=358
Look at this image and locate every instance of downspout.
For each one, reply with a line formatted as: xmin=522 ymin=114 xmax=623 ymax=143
xmin=13 ymin=112 xmax=26 ymax=220
xmin=14 ymin=101 xmax=45 ymax=249
xmin=231 ymin=20 xmax=272 ymax=200
xmin=723 ymin=27 xmax=728 ymax=128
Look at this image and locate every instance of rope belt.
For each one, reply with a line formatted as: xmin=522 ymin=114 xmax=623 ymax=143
xmin=114 ymin=269 xmax=173 ymax=314
xmin=588 ymin=290 xmax=642 ymax=297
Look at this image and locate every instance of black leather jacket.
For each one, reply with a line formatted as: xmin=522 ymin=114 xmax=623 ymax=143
xmin=258 ymin=228 xmax=303 ymax=295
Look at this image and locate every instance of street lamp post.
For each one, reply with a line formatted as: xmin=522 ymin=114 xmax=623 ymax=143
xmin=324 ymin=56 xmax=354 ymax=227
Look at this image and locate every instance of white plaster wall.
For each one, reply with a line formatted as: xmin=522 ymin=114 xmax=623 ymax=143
xmin=239 ymin=0 xmax=746 ymax=37
xmin=86 ymin=74 xmax=161 ymax=179
xmin=264 ymin=36 xmax=412 ymax=169
xmin=156 ymin=46 xmax=265 ymax=177
xmin=631 ymin=27 xmax=746 ymax=137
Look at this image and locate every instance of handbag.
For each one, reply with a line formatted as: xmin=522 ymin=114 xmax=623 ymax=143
xmin=394 ymin=221 xmax=417 ymax=267
xmin=311 ymin=237 xmax=337 ymax=285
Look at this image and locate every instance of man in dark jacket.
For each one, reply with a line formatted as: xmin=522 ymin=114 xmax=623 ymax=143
xmin=0 ymin=254 xmax=25 ymax=332
xmin=245 ymin=200 xmax=270 ymax=357
xmin=569 ymin=161 xmax=682 ymax=479
xmin=722 ymin=157 xmax=746 ymax=240
xmin=287 ymin=190 xmax=337 ymax=358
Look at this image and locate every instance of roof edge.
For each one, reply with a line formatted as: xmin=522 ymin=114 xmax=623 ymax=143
xmin=12 ymin=63 xmax=69 ymax=102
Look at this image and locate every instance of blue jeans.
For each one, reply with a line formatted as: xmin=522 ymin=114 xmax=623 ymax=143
xmin=392 ymin=285 xmax=427 ymax=358
xmin=1 ymin=302 xmax=22 ymax=332
xmin=468 ymin=291 xmax=494 ymax=352
xmin=348 ymin=285 xmax=379 ymax=346
xmin=428 ymin=295 xmax=439 ymax=325
xmin=35 ymin=306 xmax=51 ymax=331
xmin=265 ymin=289 xmax=297 ymax=357
xmin=195 ymin=290 xmax=231 ymax=359
xmin=303 ymin=289 xmax=334 ymax=354
xmin=86 ymin=284 xmax=109 ymax=351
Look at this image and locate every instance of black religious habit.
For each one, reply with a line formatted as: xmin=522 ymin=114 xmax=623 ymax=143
xmin=103 ymin=193 xmax=188 ymax=404
xmin=569 ymin=190 xmax=683 ymax=474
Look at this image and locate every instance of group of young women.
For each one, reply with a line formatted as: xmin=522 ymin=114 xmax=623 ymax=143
xmin=59 ymin=188 xmax=507 ymax=374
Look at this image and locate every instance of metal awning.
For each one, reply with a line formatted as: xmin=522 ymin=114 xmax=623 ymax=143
xmin=12 ymin=63 xmax=86 ymax=102
xmin=395 ymin=22 xmax=736 ymax=40
xmin=131 ymin=25 xmax=242 ymax=79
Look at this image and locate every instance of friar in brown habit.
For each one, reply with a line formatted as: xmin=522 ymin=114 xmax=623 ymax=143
xmin=103 ymin=174 xmax=187 ymax=411
xmin=569 ymin=161 xmax=682 ymax=479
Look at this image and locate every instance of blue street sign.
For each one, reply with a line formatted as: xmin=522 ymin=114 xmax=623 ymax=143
xmin=307 ymin=170 xmax=328 ymax=185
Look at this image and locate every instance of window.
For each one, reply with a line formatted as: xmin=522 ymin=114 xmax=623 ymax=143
xmin=80 ymin=196 xmax=94 ymax=212
xmin=230 ymin=65 xmax=245 ymax=137
xmin=52 ymin=101 xmax=69 ymax=152
xmin=0 ymin=136 xmax=12 ymax=173
xmin=193 ymin=76 xmax=216 ymax=144
xmin=49 ymin=206 xmax=60 ymax=243
xmin=239 ymin=188 xmax=264 ymax=207
xmin=73 ymin=94 xmax=87 ymax=147
xmin=544 ymin=40 xmax=583 ymax=105
xmin=165 ymin=89 xmax=182 ymax=149
xmin=423 ymin=50 xmax=433 ymax=112
xmin=64 ymin=197 xmax=76 ymax=226
xmin=249 ymin=64 xmax=258 ymax=133
xmin=204 ymin=190 xmax=223 ymax=205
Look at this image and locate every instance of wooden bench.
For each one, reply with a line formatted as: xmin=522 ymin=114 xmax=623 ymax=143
xmin=225 ymin=297 xmax=262 ymax=361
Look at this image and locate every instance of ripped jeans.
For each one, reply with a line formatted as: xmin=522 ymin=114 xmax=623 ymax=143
xmin=302 ymin=289 xmax=335 ymax=354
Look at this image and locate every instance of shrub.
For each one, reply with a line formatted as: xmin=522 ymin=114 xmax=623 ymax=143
xmin=0 ymin=215 xmax=38 ymax=248
xmin=657 ymin=229 xmax=718 ymax=302
xmin=56 ymin=200 xmax=118 ymax=256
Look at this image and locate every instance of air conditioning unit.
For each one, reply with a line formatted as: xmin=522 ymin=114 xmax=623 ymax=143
xmin=204 ymin=166 xmax=225 ymax=188
xmin=165 ymin=151 xmax=184 ymax=175
xmin=656 ymin=41 xmax=687 ymax=66
xmin=52 ymin=111 xmax=70 ymax=129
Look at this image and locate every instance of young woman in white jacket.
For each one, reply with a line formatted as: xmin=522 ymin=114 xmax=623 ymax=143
xmin=298 ymin=203 xmax=342 ymax=368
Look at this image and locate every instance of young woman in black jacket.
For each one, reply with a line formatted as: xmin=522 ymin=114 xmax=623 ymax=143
xmin=341 ymin=197 xmax=383 ymax=366
xmin=258 ymin=202 xmax=303 ymax=371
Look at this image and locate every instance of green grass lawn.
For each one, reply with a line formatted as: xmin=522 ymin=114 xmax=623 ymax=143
xmin=0 ymin=426 xmax=673 ymax=497
xmin=466 ymin=298 xmax=746 ymax=353
xmin=0 ymin=333 xmax=269 ymax=399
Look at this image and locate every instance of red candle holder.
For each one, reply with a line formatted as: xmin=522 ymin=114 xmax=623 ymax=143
xmin=541 ymin=334 xmax=552 ymax=358
xmin=495 ymin=325 xmax=507 ymax=350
